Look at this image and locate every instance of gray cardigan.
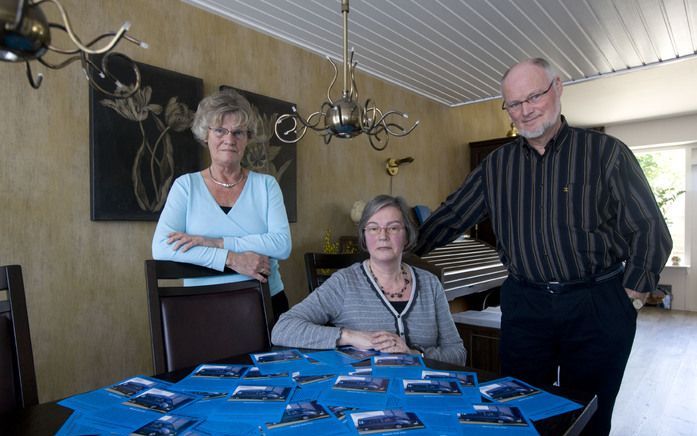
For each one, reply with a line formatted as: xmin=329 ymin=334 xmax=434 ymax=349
xmin=271 ymin=261 xmax=466 ymax=366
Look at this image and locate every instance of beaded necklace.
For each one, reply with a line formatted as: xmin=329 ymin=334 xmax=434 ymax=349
xmin=368 ymin=262 xmax=410 ymax=299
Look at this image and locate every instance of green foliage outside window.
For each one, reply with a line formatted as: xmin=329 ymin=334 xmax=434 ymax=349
xmin=636 ymin=154 xmax=685 ymax=217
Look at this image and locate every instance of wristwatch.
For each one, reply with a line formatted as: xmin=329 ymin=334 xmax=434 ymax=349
xmin=630 ymin=298 xmax=644 ymax=310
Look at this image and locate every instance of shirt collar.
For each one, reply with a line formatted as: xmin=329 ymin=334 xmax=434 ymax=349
xmin=519 ymin=115 xmax=569 ymax=155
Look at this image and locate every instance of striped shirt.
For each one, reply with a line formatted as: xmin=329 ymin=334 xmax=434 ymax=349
xmin=414 ymin=117 xmax=672 ymax=293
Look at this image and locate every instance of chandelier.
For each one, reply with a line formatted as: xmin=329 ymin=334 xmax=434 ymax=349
xmin=0 ymin=0 xmax=146 ymax=98
xmin=274 ymin=0 xmax=418 ymax=151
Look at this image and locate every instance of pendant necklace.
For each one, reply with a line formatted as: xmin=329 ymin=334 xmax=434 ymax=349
xmin=368 ymin=262 xmax=410 ymax=299
xmin=209 ymin=167 xmax=245 ymax=189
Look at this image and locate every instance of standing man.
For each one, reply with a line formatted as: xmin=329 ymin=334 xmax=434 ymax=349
xmin=414 ymin=58 xmax=672 ymax=435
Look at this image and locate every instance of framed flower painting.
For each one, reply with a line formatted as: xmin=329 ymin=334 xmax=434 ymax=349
xmin=89 ymin=59 xmax=204 ymax=220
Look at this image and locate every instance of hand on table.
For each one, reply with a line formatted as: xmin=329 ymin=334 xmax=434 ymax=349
xmin=339 ymin=329 xmax=413 ymax=354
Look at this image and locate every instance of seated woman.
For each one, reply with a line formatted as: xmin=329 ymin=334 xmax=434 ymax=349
xmin=272 ymin=195 xmax=466 ymax=366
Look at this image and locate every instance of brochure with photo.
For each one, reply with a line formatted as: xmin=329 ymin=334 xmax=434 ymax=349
xmin=181 ymin=390 xmax=228 ymax=401
xmin=125 ymin=388 xmax=196 ymax=414
xmin=291 ymin=372 xmax=336 ymax=385
xmin=333 ymin=375 xmax=389 ymax=393
xmin=107 ymin=376 xmax=159 ymax=397
xmin=351 ymin=409 xmax=425 ymax=434
xmin=372 ymin=354 xmax=422 ymax=367
xmin=252 ymin=349 xmax=304 ymax=364
xmin=265 ymin=401 xmax=331 ymax=429
xmin=336 ymin=345 xmax=380 ymax=360
xmin=191 ymin=364 xmax=247 ymax=379
xmin=422 ymin=370 xmax=477 ymax=387
xmin=458 ymin=404 xmax=528 ymax=426
xmin=131 ymin=414 xmax=202 ymax=435
xmin=349 ymin=367 xmax=372 ymax=376
xmin=229 ymin=385 xmax=292 ymax=402
xmin=243 ymin=367 xmax=289 ymax=379
xmin=479 ymin=377 xmax=582 ymax=422
xmin=328 ymin=405 xmax=360 ymax=421
xmin=402 ymin=379 xmax=461 ymax=395
xmin=480 ymin=379 xmax=540 ymax=402
xmin=303 ymin=354 xmax=321 ymax=364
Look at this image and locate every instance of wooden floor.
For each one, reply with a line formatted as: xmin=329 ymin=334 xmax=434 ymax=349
xmin=610 ymin=307 xmax=697 ymax=436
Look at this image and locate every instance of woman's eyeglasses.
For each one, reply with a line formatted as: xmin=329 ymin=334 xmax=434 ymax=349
xmin=208 ymin=127 xmax=251 ymax=140
xmin=363 ymin=224 xmax=405 ymax=236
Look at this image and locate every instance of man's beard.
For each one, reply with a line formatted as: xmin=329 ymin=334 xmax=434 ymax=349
xmin=518 ymin=105 xmax=561 ymax=139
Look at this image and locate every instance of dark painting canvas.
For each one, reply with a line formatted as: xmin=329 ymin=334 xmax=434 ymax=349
xmin=90 ymin=60 xmax=204 ymax=220
xmin=220 ymin=86 xmax=297 ymax=223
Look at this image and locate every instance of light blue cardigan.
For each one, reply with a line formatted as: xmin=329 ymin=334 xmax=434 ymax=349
xmin=152 ymin=171 xmax=291 ymax=295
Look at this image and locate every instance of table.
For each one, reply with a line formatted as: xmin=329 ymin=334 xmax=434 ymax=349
xmin=1 ymin=352 xmax=596 ymax=435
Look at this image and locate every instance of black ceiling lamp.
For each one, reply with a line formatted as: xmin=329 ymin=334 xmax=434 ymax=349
xmin=0 ymin=0 xmax=146 ymax=98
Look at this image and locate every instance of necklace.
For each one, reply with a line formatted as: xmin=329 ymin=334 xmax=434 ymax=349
xmin=209 ymin=167 xmax=245 ymax=188
xmin=368 ymin=262 xmax=410 ymax=299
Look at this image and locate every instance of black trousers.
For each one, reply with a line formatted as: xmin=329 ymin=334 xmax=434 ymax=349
xmin=271 ymin=290 xmax=289 ymax=325
xmin=500 ymin=275 xmax=637 ymax=436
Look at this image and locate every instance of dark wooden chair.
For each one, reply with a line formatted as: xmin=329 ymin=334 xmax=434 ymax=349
xmin=0 ymin=265 xmax=38 ymax=414
xmin=145 ymin=260 xmax=274 ymax=374
xmin=304 ymin=252 xmax=368 ymax=293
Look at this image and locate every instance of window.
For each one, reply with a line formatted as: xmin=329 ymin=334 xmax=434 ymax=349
xmin=633 ymin=145 xmax=690 ymax=265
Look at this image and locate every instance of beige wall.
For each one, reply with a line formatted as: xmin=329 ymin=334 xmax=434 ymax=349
xmin=0 ymin=0 xmax=509 ymax=402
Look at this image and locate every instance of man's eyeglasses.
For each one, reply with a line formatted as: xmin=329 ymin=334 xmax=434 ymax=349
xmin=501 ymin=80 xmax=555 ymax=112
xmin=208 ymin=127 xmax=251 ymax=140
xmin=363 ymin=224 xmax=405 ymax=236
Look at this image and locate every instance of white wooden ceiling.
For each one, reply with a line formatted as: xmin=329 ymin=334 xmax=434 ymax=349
xmin=183 ymin=0 xmax=697 ymax=125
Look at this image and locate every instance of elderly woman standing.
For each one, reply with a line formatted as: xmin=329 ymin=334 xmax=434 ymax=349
xmin=272 ymin=195 xmax=465 ymax=366
xmin=152 ymin=89 xmax=292 ymax=319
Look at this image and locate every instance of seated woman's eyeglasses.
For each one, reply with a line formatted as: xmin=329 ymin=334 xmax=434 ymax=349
xmin=208 ymin=126 xmax=251 ymax=140
xmin=363 ymin=224 xmax=405 ymax=236
xmin=501 ymin=80 xmax=555 ymax=112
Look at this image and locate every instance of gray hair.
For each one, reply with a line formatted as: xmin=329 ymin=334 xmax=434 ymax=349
xmin=357 ymin=195 xmax=418 ymax=252
xmin=191 ymin=88 xmax=257 ymax=145
xmin=500 ymin=58 xmax=557 ymax=94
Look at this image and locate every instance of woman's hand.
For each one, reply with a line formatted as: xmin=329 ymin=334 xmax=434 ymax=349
xmin=370 ymin=331 xmax=412 ymax=354
xmin=226 ymin=251 xmax=270 ymax=282
xmin=167 ymin=232 xmax=222 ymax=252
xmin=338 ymin=329 xmax=413 ymax=354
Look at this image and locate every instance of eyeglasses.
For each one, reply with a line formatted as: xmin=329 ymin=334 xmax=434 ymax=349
xmin=208 ymin=127 xmax=251 ymax=140
xmin=501 ymin=80 xmax=555 ymax=112
xmin=363 ymin=224 xmax=405 ymax=236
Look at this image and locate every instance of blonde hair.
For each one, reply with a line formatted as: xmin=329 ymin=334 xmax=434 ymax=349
xmin=191 ymin=88 xmax=257 ymax=145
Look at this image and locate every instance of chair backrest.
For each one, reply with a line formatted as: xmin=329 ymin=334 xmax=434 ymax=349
xmin=304 ymin=252 xmax=369 ymax=293
xmin=144 ymin=260 xmax=274 ymax=374
xmin=0 ymin=265 xmax=38 ymax=414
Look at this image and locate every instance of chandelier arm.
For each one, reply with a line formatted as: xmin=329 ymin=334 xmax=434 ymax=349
xmin=381 ymin=119 xmax=419 ymax=137
xmin=326 ymin=57 xmax=338 ymax=105
xmin=274 ymin=114 xmax=308 ymax=144
xmin=361 ymin=99 xmax=380 ymax=130
xmin=32 ymin=0 xmax=136 ymax=55
xmin=36 ymin=53 xmax=81 ymax=69
xmin=349 ymin=57 xmax=358 ymax=101
xmin=367 ymin=130 xmax=389 ymax=151
xmin=24 ymin=61 xmax=43 ymax=89
xmin=80 ymin=52 xmax=140 ymax=99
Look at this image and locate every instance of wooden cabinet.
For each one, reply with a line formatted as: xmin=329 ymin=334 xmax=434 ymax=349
xmin=468 ymin=137 xmax=513 ymax=247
